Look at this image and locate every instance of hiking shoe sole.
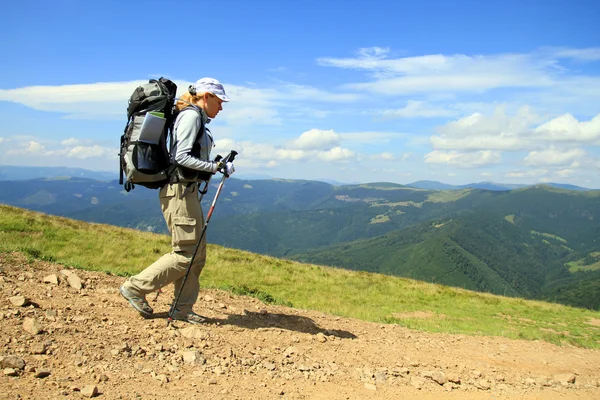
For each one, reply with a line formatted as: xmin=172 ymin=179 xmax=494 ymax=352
xmin=171 ymin=311 xmax=206 ymax=325
xmin=119 ymin=285 xmax=153 ymax=319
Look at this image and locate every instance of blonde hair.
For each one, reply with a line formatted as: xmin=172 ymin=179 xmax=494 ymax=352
xmin=175 ymin=91 xmax=206 ymax=111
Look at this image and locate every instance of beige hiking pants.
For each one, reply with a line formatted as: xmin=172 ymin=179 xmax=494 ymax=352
xmin=123 ymin=182 xmax=206 ymax=313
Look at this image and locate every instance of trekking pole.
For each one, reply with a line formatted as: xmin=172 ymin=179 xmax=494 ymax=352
xmin=167 ymin=150 xmax=238 ymax=326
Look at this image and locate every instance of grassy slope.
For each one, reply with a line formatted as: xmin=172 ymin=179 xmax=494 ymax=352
xmin=1 ymin=204 xmax=599 ymax=349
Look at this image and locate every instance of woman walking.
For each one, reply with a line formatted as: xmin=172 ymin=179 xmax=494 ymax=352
xmin=120 ymin=78 xmax=234 ymax=324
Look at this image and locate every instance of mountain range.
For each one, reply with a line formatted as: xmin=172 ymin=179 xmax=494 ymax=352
xmin=1 ymin=165 xmax=591 ymax=191
xmin=1 ymin=166 xmax=599 ymax=310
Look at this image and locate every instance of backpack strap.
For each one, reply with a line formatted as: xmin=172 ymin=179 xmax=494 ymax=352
xmin=168 ymin=105 xmax=207 ymax=185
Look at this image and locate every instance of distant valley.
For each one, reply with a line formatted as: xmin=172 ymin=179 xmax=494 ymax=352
xmin=1 ymin=166 xmax=599 ymax=311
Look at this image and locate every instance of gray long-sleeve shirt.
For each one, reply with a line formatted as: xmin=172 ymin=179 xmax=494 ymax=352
xmin=171 ymin=107 xmax=218 ymax=173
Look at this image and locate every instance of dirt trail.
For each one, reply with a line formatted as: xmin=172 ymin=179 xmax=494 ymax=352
xmin=1 ymin=253 xmax=599 ymax=400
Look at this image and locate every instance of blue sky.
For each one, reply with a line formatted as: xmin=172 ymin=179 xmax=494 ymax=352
xmin=1 ymin=0 xmax=599 ymax=187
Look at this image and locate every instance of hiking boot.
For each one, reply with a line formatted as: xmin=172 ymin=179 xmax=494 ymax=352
xmin=171 ymin=311 xmax=206 ymax=325
xmin=119 ymin=285 xmax=153 ymax=318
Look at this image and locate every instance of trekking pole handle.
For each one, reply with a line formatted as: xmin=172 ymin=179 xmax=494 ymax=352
xmin=224 ymin=150 xmax=238 ymax=163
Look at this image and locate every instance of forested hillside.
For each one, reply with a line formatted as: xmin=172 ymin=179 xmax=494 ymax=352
xmin=1 ymin=177 xmax=599 ymax=310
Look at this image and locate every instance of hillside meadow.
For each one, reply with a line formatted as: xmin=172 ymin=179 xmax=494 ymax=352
xmin=1 ymin=204 xmax=599 ymax=349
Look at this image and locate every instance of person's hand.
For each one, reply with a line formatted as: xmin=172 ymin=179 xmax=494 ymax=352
xmin=224 ymin=162 xmax=235 ymax=177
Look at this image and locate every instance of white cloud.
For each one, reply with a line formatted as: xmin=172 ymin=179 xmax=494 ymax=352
xmin=4 ymin=137 xmax=117 ymax=162
xmin=67 ymin=145 xmax=116 ymax=159
xmin=543 ymin=46 xmax=600 ymax=61
xmin=7 ymin=141 xmax=47 ymax=155
xmin=401 ymin=152 xmax=412 ymax=161
xmin=431 ymin=106 xmax=540 ymax=151
xmin=214 ymin=128 xmax=359 ymax=165
xmin=437 ymin=106 xmax=539 ymax=137
xmin=379 ymin=101 xmax=454 ymax=119
xmin=318 ymin=47 xmax=600 ymax=97
xmin=26 ymin=141 xmax=46 ymax=154
xmin=534 ymin=113 xmax=600 ymax=142
xmin=61 ymin=138 xmax=82 ymax=146
xmin=0 ymin=137 xmax=5 ymax=145
xmin=376 ymin=152 xmax=395 ymax=160
xmin=356 ymin=47 xmax=390 ymax=59
xmin=221 ymin=107 xmax=282 ymax=126
xmin=0 ymin=79 xmax=359 ymax=121
xmin=556 ymin=168 xmax=575 ymax=178
xmin=504 ymin=169 xmax=548 ymax=178
xmin=340 ymin=131 xmax=404 ymax=144
xmin=275 ymin=148 xmax=309 ymax=161
xmin=346 ymin=73 xmax=551 ymax=96
xmin=319 ymin=49 xmax=459 ymax=76
xmin=290 ymin=129 xmax=340 ymax=150
xmin=317 ymin=147 xmax=355 ymax=161
xmin=274 ymin=83 xmax=359 ymax=103
xmin=424 ymin=150 xmax=501 ymax=167
xmin=524 ymin=148 xmax=587 ymax=166
xmin=0 ymin=80 xmax=146 ymax=119
xmin=431 ymin=107 xmax=600 ymax=154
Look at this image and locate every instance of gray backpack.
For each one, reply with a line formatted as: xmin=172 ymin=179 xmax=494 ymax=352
xmin=119 ymin=78 xmax=178 ymax=191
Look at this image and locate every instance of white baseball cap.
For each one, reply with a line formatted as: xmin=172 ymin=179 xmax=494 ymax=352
xmin=191 ymin=77 xmax=231 ymax=102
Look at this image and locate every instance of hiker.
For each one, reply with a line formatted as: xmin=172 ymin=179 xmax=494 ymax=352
xmin=119 ymin=77 xmax=234 ymax=324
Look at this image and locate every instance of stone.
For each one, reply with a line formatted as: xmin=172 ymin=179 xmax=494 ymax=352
xmin=553 ymin=373 xmax=576 ymax=385
xmin=476 ymin=379 xmax=491 ymax=390
xmin=81 ymin=385 xmax=99 ymax=398
xmin=283 ymin=346 xmax=298 ymax=357
xmin=182 ymin=351 xmax=206 ymax=365
xmin=374 ymin=371 xmax=387 ymax=382
xmin=364 ymin=383 xmax=377 ymax=390
xmin=447 ymin=373 xmax=461 ymax=384
xmin=45 ymin=309 xmax=58 ymax=321
xmin=180 ymin=327 xmax=206 ymax=339
xmin=3 ymin=368 xmax=18 ymax=376
xmin=67 ymin=273 xmax=83 ymax=290
xmin=9 ymin=295 xmax=27 ymax=307
xmin=0 ymin=356 xmax=26 ymax=370
xmin=262 ymin=362 xmax=276 ymax=371
xmin=525 ymin=377 xmax=536 ymax=386
xmin=411 ymin=377 xmax=426 ymax=389
xmin=316 ymin=333 xmax=327 ymax=343
xmin=23 ymin=317 xmax=43 ymax=335
xmin=430 ymin=371 xmax=447 ymax=385
xmin=59 ymin=269 xmax=73 ymax=278
xmin=31 ymin=342 xmax=47 ymax=354
xmin=117 ymin=343 xmax=131 ymax=353
xmin=35 ymin=369 xmax=51 ymax=378
xmin=43 ymin=274 xmax=59 ymax=285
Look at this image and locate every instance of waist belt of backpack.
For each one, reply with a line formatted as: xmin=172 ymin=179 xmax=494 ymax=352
xmin=181 ymin=182 xmax=196 ymax=199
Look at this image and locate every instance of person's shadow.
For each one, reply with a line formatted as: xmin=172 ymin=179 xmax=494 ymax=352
xmin=153 ymin=310 xmax=357 ymax=339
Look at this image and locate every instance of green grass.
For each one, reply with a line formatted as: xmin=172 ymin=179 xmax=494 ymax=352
xmin=425 ymin=189 xmax=471 ymax=203
xmin=530 ymin=230 xmax=568 ymax=243
xmin=504 ymin=214 xmax=515 ymax=224
xmin=567 ymin=260 xmax=600 ymax=272
xmin=2 ymin=204 xmax=600 ymax=348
